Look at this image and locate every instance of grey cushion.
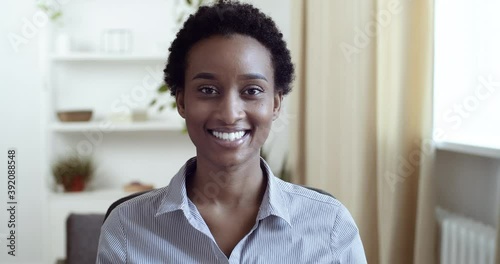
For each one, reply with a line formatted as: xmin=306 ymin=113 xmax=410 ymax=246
xmin=66 ymin=213 xmax=105 ymax=264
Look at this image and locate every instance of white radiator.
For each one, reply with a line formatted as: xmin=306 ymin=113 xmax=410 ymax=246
xmin=436 ymin=207 xmax=497 ymax=264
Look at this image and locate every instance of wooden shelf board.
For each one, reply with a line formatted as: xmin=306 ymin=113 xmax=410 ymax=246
xmin=49 ymin=121 xmax=184 ymax=132
xmin=48 ymin=189 xmax=130 ymax=201
xmin=50 ymin=53 xmax=167 ymax=62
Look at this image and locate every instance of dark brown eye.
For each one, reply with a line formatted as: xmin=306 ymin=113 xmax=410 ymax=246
xmin=244 ymin=87 xmax=263 ymax=95
xmin=199 ymin=86 xmax=218 ymax=95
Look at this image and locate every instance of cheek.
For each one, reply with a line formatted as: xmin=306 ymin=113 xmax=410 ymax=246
xmin=183 ymin=98 xmax=209 ymax=135
xmin=252 ymin=102 xmax=275 ymax=135
xmin=258 ymin=101 xmax=275 ymax=122
xmin=184 ymin=94 xmax=207 ymax=118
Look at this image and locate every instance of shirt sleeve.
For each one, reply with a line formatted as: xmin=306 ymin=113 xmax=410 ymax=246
xmin=330 ymin=204 xmax=367 ymax=264
xmin=96 ymin=208 xmax=127 ymax=264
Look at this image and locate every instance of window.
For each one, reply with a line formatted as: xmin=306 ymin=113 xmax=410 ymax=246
xmin=433 ymin=0 xmax=500 ymax=150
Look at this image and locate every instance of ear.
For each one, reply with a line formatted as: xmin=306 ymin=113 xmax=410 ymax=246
xmin=272 ymin=91 xmax=283 ymax=121
xmin=176 ymin=89 xmax=186 ymax=119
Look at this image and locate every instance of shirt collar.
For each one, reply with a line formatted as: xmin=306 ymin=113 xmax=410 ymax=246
xmin=156 ymin=157 xmax=291 ymax=227
xmin=155 ymin=157 xmax=195 ymax=217
xmin=257 ymin=157 xmax=292 ymax=227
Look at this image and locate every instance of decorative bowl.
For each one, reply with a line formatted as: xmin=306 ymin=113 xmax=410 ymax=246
xmin=57 ymin=110 xmax=93 ymax=122
xmin=123 ymin=181 xmax=154 ymax=193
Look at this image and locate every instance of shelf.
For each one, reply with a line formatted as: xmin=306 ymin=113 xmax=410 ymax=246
xmin=48 ymin=189 xmax=130 ymax=201
xmin=50 ymin=53 xmax=167 ymax=62
xmin=435 ymin=140 xmax=500 ymax=159
xmin=50 ymin=121 xmax=184 ymax=132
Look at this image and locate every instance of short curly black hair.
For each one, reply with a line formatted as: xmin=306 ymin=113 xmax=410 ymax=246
xmin=163 ymin=0 xmax=294 ymax=96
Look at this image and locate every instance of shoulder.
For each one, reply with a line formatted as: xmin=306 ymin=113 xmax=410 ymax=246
xmin=275 ymin=180 xmax=366 ymax=262
xmin=276 ymin=179 xmax=342 ymax=210
xmin=275 ymin=179 xmax=358 ymax=231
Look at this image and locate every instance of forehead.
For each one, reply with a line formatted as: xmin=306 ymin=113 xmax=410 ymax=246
xmin=185 ymin=34 xmax=273 ymax=79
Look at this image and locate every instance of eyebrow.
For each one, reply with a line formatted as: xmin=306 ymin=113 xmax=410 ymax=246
xmin=192 ymin=72 xmax=268 ymax=82
xmin=239 ymin=73 xmax=268 ymax=82
xmin=192 ymin=72 xmax=216 ymax=80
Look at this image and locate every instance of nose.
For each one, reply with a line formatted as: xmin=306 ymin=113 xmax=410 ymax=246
xmin=216 ymin=91 xmax=245 ymax=125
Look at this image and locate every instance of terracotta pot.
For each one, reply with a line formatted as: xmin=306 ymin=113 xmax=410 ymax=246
xmin=63 ymin=175 xmax=86 ymax=192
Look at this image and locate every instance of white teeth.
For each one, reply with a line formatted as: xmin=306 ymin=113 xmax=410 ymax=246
xmin=211 ymin=130 xmax=246 ymax=141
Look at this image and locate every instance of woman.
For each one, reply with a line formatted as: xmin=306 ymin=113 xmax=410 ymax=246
xmin=97 ymin=1 xmax=366 ymax=263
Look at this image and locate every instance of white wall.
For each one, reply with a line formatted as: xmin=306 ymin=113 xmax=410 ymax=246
xmin=0 ymin=1 xmax=44 ymax=262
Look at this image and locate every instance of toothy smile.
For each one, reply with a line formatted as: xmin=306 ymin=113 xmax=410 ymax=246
xmin=209 ymin=130 xmax=248 ymax=141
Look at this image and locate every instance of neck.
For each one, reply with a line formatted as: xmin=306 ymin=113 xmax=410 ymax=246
xmin=186 ymin=156 xmax=266 ymax=209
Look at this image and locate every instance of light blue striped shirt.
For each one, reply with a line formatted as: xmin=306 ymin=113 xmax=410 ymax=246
xmin=96 ymin=158 xmax=367 ymax=263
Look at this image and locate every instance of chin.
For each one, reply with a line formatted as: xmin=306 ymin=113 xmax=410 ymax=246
xmin=202 ymin=150 xmax=257 ymax=168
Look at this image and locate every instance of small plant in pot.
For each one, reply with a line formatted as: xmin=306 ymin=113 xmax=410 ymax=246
xmin=52 ymin=155 xmax=94 ymax=192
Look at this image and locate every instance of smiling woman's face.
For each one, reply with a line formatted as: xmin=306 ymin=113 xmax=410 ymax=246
xmin=176 ymin=34 xmax=282 ymax=168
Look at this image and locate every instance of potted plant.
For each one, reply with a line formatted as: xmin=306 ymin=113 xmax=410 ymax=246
xmin=52 ymin=154 xmax=94 ymax=192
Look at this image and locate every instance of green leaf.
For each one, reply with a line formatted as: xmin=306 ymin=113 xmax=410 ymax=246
xmin=149 ymin=99 xmax=157 ymax=106
xmin=170 ymin=101 xmax=177 ymax=109
xmin=158 ymin=84 xmax=168 ymax=93
xmin=177 ymin=12 xmax=185 ymax=24
xmin=186 ymin=0 xmax=193 ymax=5
xmin=38 ymin=4 xmax=49 ymax=12
xmin=158 ymin=105 xmax=165 ymax=112
xmin=51 ymin=11 xmax=62 ymax=21
xmin=197 ymin=0 xmax=203 ymax=7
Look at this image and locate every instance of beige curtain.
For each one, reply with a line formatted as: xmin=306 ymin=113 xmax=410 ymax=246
xmin=288 ymin=0 xmax=437 ymax=263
